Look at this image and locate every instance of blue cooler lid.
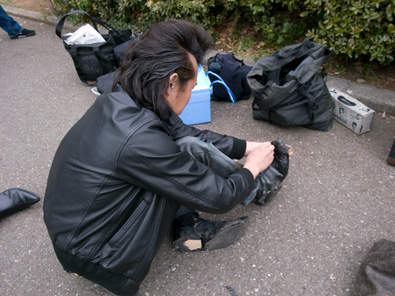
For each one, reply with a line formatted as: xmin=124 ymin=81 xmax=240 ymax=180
xmin=192 ymin=64 xmax=212 ymax=93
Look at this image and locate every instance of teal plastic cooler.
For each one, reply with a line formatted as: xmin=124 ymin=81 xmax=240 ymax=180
xmin=179 ymin=64 xmax=212 ymax=125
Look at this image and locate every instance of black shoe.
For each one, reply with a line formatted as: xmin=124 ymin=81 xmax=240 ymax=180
xmin=173 ymin=216 xmax=249 ymax=251
xmin=10 ymin=29 xmax=36 ymax=39
xmin=0 ymin=188 xmax=40 ymax=218
xmin=387 ymin=138 xmax=395 ymax=166
xmin=255 ymin=138 xmax=289 ymax=205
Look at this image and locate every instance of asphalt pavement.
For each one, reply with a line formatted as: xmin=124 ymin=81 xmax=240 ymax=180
xmin=1 ymin=7 xmax=394 ymax=296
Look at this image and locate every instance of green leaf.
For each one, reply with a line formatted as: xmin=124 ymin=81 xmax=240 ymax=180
xmin=388 ymin=23 xmax=395 ymax=34
xmin=386 ymin=5 xmax=393 ymax=18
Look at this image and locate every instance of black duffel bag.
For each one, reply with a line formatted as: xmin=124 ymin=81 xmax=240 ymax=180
xmin=247 ymin=39 xmax=334 ymax=131
xmin=55 ymin=10 xmax=120 ymax=85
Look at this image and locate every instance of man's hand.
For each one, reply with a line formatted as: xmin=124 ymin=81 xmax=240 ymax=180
xmin=246 ymin=141 xmax=293 ymax=158
xmin=243 ymin=142 xmax=275 ymax=179
xmin=244 ymin=141 xmax=293 ymax=179
xmin=244 ymin=141 xmax=265 ymax=156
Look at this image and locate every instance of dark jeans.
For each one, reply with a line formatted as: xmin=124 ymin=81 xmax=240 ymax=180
xmin=0 ymin=5 xmax=23 ymax=37
xmin=175 ymin=136 xmax=258 ymax=224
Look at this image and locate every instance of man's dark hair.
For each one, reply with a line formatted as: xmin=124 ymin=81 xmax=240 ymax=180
xmin=115 ymin=19 xmax=213 ymax=120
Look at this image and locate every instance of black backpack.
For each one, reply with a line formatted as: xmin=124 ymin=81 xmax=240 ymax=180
xmin=207 ymin=53 xmax=253 ymax=103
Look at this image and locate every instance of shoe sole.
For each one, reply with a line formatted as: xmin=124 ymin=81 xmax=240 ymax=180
xmin=10 ymin=33 xmax=35 ymax=39
xmin=204 ymin=217 xmax=249 ymax=250
xmin=178 ymin=239 xmax=202 ymax=251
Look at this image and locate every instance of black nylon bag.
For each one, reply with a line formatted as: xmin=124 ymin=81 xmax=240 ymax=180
xmin=247 ymin=39 xmax=334 ymax=131
xmin=55 ymin=10 xmax=118 ymax=84
xmin=208 ymin=54 xmax=252 ymax=102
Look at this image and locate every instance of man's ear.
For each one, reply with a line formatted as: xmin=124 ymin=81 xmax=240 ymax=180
xmin=164 ymin=73 xmax=179 ymax=98
xmin=169 ymin=73 xmax=178 ymax=89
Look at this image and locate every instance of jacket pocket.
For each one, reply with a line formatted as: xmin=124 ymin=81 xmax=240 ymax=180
xmin=107 ymin=198 xmax=149 ymax=248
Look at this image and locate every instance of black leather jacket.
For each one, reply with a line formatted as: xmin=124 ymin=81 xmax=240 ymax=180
xmin=43 ymin=85 xmax=254 ymax=294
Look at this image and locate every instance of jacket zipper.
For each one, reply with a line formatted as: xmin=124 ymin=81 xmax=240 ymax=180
xmin=132 ymin=196 xmax=165 ymax=281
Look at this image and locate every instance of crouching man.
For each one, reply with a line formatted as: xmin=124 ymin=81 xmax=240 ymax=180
xmin=44 ymin=19 xmax=290 ymax=295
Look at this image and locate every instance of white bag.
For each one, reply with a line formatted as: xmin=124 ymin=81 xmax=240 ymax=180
xmin=64 ymin=24 xmax=105 ymax=45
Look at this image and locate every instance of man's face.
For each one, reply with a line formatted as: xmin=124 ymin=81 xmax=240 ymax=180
xmin=165 ymin=54 xmax=198 ymax=116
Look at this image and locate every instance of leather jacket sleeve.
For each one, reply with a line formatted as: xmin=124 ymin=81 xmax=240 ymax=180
xmin=163 ymin=111 xmax=247 ymax=160
xmin=116 ymin=116 xmax=254 ymax=214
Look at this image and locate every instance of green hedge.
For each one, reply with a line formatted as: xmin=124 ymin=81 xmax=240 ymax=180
xmin=304 ymin=0 xmax=395 ymax=65
xmin=51 ymin=0 xmax=395 ymax=65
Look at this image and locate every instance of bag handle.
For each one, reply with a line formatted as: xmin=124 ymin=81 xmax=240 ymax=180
xmin=206 ymin=71 xmax=236 ymax=103
xmin=338 ymin=95 xmax=356 ymax=106
xmin=91 ymin=16 xmax=117 ymax=32
xmin=91 ymin=17 xmax=132 ymax=42
xmin=56 ymin=10 xmax=99 ymax=39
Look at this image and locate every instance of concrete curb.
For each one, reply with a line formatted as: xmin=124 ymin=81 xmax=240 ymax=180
xmin=4 ymin=5 xmax=395 ymax=116
xmin=3 ymin=4 xmax=76 ymax=31
xmin=326 ymin=76 xmax=395 ymax=115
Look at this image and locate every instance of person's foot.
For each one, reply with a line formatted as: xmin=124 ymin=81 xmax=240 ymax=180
xmin=387 ymin=139 xmax=395 ymax=166
xmin=173 ymin=216 xmax=249 ymax=251
xmin=10 ymin=28 xmax=35 ymax=39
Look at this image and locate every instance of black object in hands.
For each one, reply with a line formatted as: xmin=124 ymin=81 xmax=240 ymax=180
xmin=254 ymin=138 xmax=289 ymax=205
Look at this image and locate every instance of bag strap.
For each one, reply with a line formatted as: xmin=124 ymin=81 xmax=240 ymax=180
xmin=56 ymin=10 xmax=99 ymax=39
xmin=206 ymin=71 xmax=236 ymax=103
xmin=298 ymin=85 xmax=318 ymax=122
xmin=92 ymin=17 xmax=114 ymax=30
xmin=91 ymin=16 xmax=118 ymax=33
xmin=232 ymin=54 xmax=246 ymax=66
xmin=91 ymin=17 xmax=132 ymax=44
xmin=67 ymin=45 xmax=100 ymax=86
